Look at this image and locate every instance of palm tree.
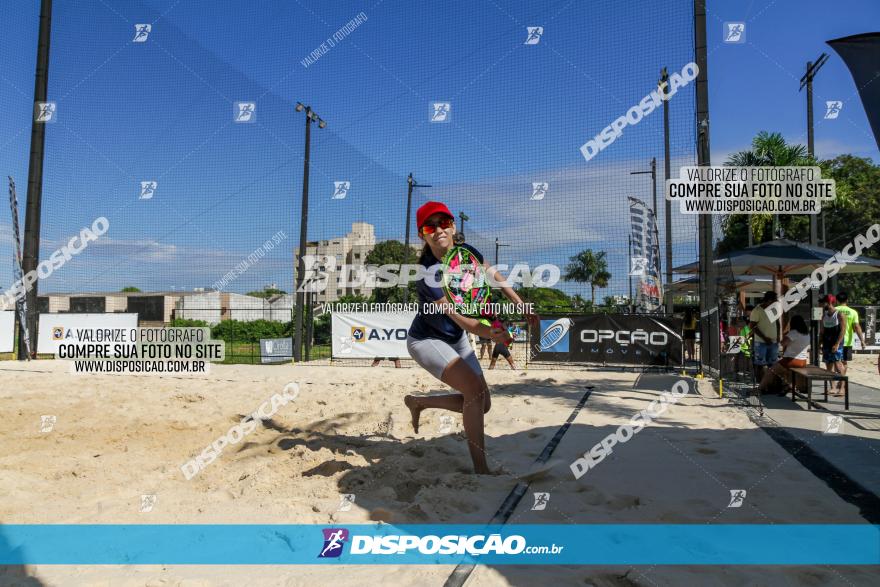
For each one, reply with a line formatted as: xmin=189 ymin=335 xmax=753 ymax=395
xmin=725 ymin=131 xmax=815 ymax=243
xmin=564 ymin=249 xmax=612 ymax=305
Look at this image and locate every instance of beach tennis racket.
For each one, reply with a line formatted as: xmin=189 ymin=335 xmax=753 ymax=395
xmin=440 ymin=246 xmax=511 ymax=343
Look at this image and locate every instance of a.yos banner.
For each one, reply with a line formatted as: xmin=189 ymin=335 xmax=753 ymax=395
xmin=36 ymin=313 xmax=138 ymax=355
xmin=532 ymin=314 xmax=683 ymax=366
xmin=331 ymin=312 xmax=416 ymax=359
xmin=0 ymin=311 xmax=14 ymax=353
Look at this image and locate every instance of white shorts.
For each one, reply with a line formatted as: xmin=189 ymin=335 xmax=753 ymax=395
xmin=406 ymin=332 xmax=483 ymax=381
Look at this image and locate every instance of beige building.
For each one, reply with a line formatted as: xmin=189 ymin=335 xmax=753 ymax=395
xmin=296 ymin=222 xmax=422 ymax=303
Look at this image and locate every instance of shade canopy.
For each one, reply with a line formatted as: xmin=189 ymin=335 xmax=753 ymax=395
xmin=669 ymin=275 xmax=773 ymax=295
xmin=672 ymin=238 xmax=880 ymax=277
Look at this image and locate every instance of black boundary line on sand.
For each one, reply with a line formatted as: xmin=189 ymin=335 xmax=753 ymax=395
xmin=443 ymin=386 xmax=594 ymax=587
xmin=733 ymin=389 xmax=880 ymax=525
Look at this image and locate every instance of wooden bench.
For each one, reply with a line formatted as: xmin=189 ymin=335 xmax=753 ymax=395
xmin=789 ymin=366 xmax=849 ymax=410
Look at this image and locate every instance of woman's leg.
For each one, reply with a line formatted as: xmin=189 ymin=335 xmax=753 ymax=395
xmin=405 ymin=333 xmax=492 ymax=473
xmin=403 ymin=357 xmax=491 ymax=472
xmin=439 ymin=357 xmax=491 ymax=473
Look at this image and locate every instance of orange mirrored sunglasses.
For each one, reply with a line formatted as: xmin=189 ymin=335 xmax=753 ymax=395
xmin=420 ymin=217 xmax=454 ymax=235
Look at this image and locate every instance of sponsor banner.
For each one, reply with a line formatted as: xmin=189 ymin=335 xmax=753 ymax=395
xmin=260 ymin=337 xmax=293 ymax=364
xmin=864 ymin=307 xmax=879 ymax=349
xmin=0 ymin=524 xmax=876 ymax=565
xmin=37 ymin=313 xmax=139 ymax=355
xmin=331 ymin=312 xmax=416 ymax=359
xmin=0 ymin=311 xmax=14 ymax=353
xmin=532 ymin=314 xmax=683 ymax=366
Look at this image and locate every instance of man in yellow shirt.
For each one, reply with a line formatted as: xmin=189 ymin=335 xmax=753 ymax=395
xmin=835 ymin=291 xmax=865 ymax=392
xmin=748 ymin=292 xmax=781 ymax=385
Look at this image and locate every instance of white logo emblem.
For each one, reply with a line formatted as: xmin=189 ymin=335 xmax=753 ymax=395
xmin=439 ymin=414 xmax=454 ymax=434
xmin=140 ymin=494 xmax=157 ymax=512
xmin=35 ymin=102 xmax=56 ymax=123
xmin=332 ymin=181 xmax=350 ymax=200
xmin=824 ymin=101 xmax=843 ymax=119
xmin=40 ymin=415 xmax=56 ymax=433
xmin=531 ymin=492 xmax=550 ymax=510
xmin=823 ymin=414 xmax=843 ymax=435
xmin=630 ymin=256 xmax=648 ymax=277
xmin=337 ymin=493 xmax=356 ymax=511
xmin=727 ymin=489 xmax=746 ymax=508
xmin=431 ymin=102 xmax=451 ymax=123
xmin=539 ymin=318 xmax=572 ymax=351
xmin=723 ymin=22 xmax=745 ymax=43
xmin=235 ymin=102 xmax=256 ymax=123
xmin=531 ymin=182 xmax=549 ymax=200
xmin=339 ymin=336 xmax=353 ymax=354
xmin=524 ymin=27 xmax=544 ymax=45
xmin=140 ymin=181 xmax=157 ymax=200
xmin=133 ymin=24 xmax=152 ymax=42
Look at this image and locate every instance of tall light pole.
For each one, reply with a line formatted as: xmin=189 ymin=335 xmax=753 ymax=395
xmin=494 ymin=237 xmax=510 ymax=266
xmin=800 ymin=53 xmax=828 ymax=365
xmin=404 ymin=173 xmax=431 ymax=302
xmin=661 ymin=67 xmax=674 ymax=315
xmin=293 ymin=102 xmax=326 ymax=362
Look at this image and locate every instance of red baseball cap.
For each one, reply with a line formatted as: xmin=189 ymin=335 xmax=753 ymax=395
xmin=820 ymin=294 xmax=836 ymax=304
xmin=416 ymin=201 xmax=453 ymax=229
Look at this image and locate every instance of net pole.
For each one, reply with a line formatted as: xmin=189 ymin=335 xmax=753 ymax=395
xmin=19 ymin=0 xmax=53 ymax=360
xmin=694 ymin=0 xmax=715 ymax=375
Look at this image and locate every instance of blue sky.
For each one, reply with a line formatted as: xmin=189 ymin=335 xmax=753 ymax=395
xmin=1 ymin=0 xmax=878 ymax=298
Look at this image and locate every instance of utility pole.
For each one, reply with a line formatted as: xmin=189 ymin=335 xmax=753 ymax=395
xmin=494 ymin=237 xmax=510 ymax=266
xmin=19 ymin=0 xmax=53 ymax=359
xmin=293 ymin=103 xmax=325 ymax=362
xmin=661 ymin=67 xmax=674 ymax=315
xmin=404 ymin=174 xmax=431 ymax=302
xmin=800 ymin=53 xmax=828 ymax=365
xmin=458 ymin=211 xmax=469 ymax=240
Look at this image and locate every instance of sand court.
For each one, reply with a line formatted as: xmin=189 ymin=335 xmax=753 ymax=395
xmin=0 ymin=362 xmax=877 ymax=586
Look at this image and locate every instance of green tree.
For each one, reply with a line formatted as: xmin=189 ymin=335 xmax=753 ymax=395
xmin=718 ymin=151 xmax=879 ymax=303
xmin=722 ymin=131 xmax=815 ymax=248
xmin=364 ymin=240 xmax=417 ymax=304
xmin=120 ymin=286 xmax=141 ymax=292
xmin=564 ymin=249 xmax=611 ymax=305
xmin=822 ymin=155 xmax=880 ymax=303
xmin=515 ymin=287 xmax=572 ymax=313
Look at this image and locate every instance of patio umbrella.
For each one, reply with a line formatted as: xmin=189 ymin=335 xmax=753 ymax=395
xmin=669 ymin=275 xmax=773 ymax=295
xmin=672 ymin=238 xmax=880 ymax=277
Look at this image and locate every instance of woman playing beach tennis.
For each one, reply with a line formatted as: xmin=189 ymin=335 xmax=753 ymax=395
xmin=405 ymin=201 xmax=537 ymax=474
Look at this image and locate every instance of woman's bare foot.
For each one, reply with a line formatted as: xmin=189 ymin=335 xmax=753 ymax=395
xmin=404 ymin=395 xmax=423 ymax=433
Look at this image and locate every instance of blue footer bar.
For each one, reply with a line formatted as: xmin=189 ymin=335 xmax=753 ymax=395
xmin=1 ymin=524 xmax=878 ymax=565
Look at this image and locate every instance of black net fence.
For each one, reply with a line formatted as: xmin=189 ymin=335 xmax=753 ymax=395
xmin=2 ymin=0 xmax=698 ymax=363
